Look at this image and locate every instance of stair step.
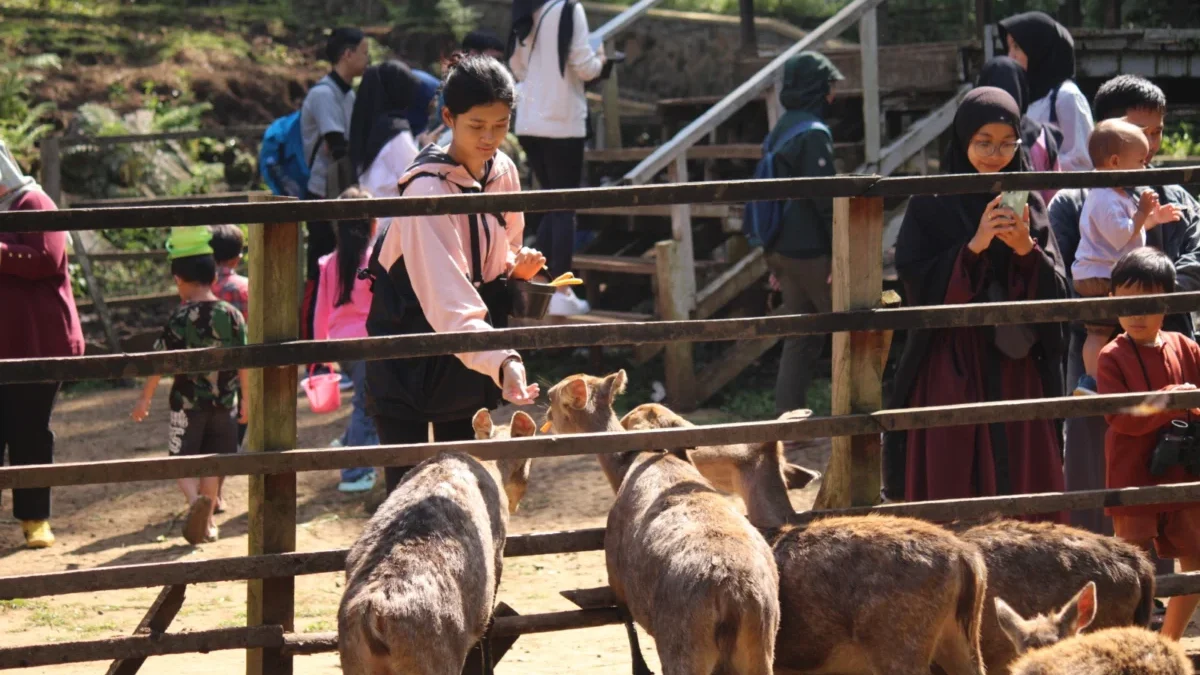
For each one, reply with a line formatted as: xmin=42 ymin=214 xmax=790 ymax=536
xmin=510 ymin=310 xmax=654 ymax=327
xmin=573 ymin=253 xmax=726 ymax=276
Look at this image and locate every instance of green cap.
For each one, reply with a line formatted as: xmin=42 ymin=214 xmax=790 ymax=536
xmin=165 ymin=226 xmax=214 ymax=260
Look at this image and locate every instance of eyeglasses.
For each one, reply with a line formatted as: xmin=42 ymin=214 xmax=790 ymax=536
xmin=971 ymin=139 xmax=1023 ymax=158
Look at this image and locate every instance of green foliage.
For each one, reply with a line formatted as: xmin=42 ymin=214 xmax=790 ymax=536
xmin=1161 ymin=123 xmax=1199 ymax=159
xmin=0 ymin=54 xmax=60 ymax=164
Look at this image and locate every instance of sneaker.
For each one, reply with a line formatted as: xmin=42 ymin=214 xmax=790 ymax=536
xmin=204 ymin=525 xmax=219 ymax=543
xmin=548 ymin=288 xmax=590 ymax=316
xmin=183 ymin=496 xmax=213 ymax=545
xmin=338 ymin=471 xmax=376 ymax=493
xmin=338 ymin=372 xmax=354 ymax=392
xmin=21 ymin=520 xmax=55 ymax=549
xmin=329 ymin=438 xmax=344 ymax=448
xmin=1074 ymin=374 xmax=1098 ymax=396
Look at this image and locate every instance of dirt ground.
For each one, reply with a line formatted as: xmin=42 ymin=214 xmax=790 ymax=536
xmin=0 ymin=384 xmax=827 ymax=673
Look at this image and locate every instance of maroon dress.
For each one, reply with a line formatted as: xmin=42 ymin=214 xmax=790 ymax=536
xmin=884 ymin=192 xmax=1069 ymax=523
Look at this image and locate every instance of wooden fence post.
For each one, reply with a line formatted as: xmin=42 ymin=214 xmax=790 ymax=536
xmin=602 ymin=40 xmax=622 ymax=149
xmin=245 ymin=195 xmax=299 ymax=675
xmin=860 ymin=8 xmax=881 ymax=170
xmin=69 ymin=231 xmax=122 ymax=354
xmin=656 ymin=239 xmax=696 ymax=411
xmin=814 ymin=196 xmax=885 ymax=508
xmin=39 ymin=136 xmax=62 ymax=206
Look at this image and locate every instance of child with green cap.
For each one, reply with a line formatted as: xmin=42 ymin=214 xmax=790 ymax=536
xmin=130 ymin=226 xmax=249 ymax=545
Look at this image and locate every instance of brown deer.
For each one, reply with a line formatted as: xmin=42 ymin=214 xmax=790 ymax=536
xmin=620 ymin=403 xmax=818 ymax=528
xmin=337 ymin=410 xmax=535 ymax=675
xmin=952 ymin=519 xmax=1156 ymax=675
xmin=772 ymin=515 xmax=988 ymax=675
xmin=546 ymin=371 xmax=780 ymax=675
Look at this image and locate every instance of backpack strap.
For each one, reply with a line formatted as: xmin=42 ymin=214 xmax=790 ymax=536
xmin=1048 ymin=85 xmax=1060 ymax=126
xmin=765 ymin=119 xmax=832 ymax=154
xmin=305 ymin=79 xmax=339 ymax=168
xmin=396 ymin=170 xmax=497 ymax=285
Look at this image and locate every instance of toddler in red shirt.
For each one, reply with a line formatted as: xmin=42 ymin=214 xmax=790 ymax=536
xmin=1098 ymin=246 xmax=1200 ymax=640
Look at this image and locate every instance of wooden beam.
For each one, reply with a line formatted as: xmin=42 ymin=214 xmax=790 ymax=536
xmin=816 ymin=197 xmax=885 ymax=509
xmin=693 ymin=334 xmax=780 ymax=406
xmin=859 ymin=85 xmax=970 ymax=176
xmin=75 ymin=291 xmax=177 ymax=312
xmin=602 ymin=40 xmax=622 ymax=150
xmin=589 ymin=0 xmax=665 ymax=44
xmin=667 ymin=155 xmax=697 ymax=309
xmin=69 ymin=231 xmax=122 ymax=354
xmin=105 ymin=585 xmax=186 ymax=675
xmin=245 ymin=195 xmax=299 ymax=675
xmin=693 ymin=248 xmax=768 ymax=320
xmin=84 ymin=249 xmax=168 ymax=262
xmin=860 ymin=7 xmax=881 ymax=169
xmin=656 ymin=239 xmax=696 ymax=411
xmin=622 ymin=0 xmax=886 ymax=184
xmin=39 ymin=137 xmax=62 ymax=206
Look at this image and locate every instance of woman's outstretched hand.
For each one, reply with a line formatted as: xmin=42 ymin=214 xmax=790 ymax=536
xmin=968 ymin=195 xmax=1015 ymax=254
xmin=501 ymin=358 xmax=540 ymax=405
xmin=995 ymin=204 xmax=1035 ymax=256
xmin=510 ymin=247 xmax=547 ymax=282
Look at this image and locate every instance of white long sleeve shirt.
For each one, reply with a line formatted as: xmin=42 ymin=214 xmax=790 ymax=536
xmin=510 ymin=0 xmax=605 ymax=139
xmin=1028 ymin=79 xmax=1094 ymax=172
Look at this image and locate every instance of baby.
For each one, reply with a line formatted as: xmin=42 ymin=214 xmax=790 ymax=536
xmin=1071 ymin=118 xmax=1181 ymax=394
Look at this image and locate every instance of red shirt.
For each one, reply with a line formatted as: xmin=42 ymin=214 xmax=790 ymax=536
xmin=211 ymin=266 xmax=249 ymax=320
xmin=1099 ymin=330 xmax=1200 ymax=516
xmin=0 ymin=190 xmax=85 ymax=360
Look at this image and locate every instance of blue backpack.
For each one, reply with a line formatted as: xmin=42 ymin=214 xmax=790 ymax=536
xmin=743 ymin=118 xmax=831 ymax=249
xmin=258 ymin=112 xmax=310 ymax=198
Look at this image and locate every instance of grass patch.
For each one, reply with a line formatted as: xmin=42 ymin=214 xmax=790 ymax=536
xmin=0 ymin=599 xmax=47 ymax=612
xmin=303 ymin=619 xmax=335 ymax=633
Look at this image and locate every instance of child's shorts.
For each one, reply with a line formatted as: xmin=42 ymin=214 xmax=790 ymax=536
xmin=1113 ymin=507 xmax=1200 ymax=558
xmin=168 ymin=405 xmax=240 ymax=457
xmin=1073 ymin=276 xmax=1118 ymax=330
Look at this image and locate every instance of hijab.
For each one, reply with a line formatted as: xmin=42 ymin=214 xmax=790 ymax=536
xmin=0 ymin=141 xmax=39 ymax=212
xmin=997 ymin=11 xmax=1076 ymax=102
xmin=884 ymin=86 xmax=1067 ymax=496
xmin=349 ymin=60 xmax=419 ymax=177
xmin=509 ymin=0 xmax=575 ymax=77
xmin=977 ymin=56 xmax=1061 ymax=176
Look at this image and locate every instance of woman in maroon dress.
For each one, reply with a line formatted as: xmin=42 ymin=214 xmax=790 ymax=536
xmin=882 ymin=88 xmax=1068 ymax=521
xmin=0 ymin=141 xmax=84 ymax=548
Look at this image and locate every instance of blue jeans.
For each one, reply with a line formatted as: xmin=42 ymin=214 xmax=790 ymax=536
xmin=339 ymin=361 xmax=378 ymax=483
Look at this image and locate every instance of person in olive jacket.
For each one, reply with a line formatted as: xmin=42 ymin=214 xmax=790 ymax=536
xmin=764 ymin=51 xmax=843 ymax=414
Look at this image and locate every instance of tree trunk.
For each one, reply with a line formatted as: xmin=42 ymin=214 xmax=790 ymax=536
xmin=1105 ymin=0 xmax=1122 ymax=27
xmin=738 ymin=0 xmax=758 ymax=59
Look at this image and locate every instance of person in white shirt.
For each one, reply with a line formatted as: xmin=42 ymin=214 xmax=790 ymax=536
xmin=348 ymin=59 xmax=421 ymax=232
xmin=1072 ymin=119 xmax=1181 ymax=395
xmin=509 ymin=0 xmax=605 ymax=315
xmin=999 ymin=11 xmax=1095 ymax=172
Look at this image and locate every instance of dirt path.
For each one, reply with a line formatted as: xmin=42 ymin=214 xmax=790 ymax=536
xmin=0 ymin=386 xmax=826 ymax=673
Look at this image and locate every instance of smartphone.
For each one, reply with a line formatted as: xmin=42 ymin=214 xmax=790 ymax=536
xmin=1000 ymin=190 xmax=1030 ymax=213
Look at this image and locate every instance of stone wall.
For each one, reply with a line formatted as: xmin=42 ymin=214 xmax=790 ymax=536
xmin=464 ymin=0 xmax=812 ymax=99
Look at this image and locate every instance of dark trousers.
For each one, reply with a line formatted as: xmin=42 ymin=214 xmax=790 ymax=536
xmin=374 ymin=416 xmax=476 ymax=493
xmin=519 ymin=136 xmax=586 ymax=279
xmin=766 ymin=253 xmax=832 ymax=414
xmin=0 ymin=383 xmax=60 ymax=521
xmin=302 ymin=189 xmax=337 ymax=341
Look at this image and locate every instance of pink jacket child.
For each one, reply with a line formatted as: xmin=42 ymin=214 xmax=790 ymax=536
xmin=374 ymin=146 xmax=525 ymax=388
xmin=314 ymin=248 xmax=372 ymax=341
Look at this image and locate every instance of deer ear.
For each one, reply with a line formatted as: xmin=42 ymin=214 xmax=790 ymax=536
xmin=603 ymin=370 xmax=628 ymax=406
xmin=994 ymin=597 xmax=1026 ymax=650
xmin=472 ymin=409 xmax=493 ymax=438
xmin=565 ymin=378 xmax=590 ymax=409
xmin=510 ymin=411 xmax=536 ymax=437
xmin=1068 ymin=582 xmax=1097 ymax=634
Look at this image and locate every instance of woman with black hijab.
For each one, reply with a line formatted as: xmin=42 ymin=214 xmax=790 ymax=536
xmin=349 ymin=60 xmax=421 ymax=221
xmin=999 ymin=11 xmax=1094 ymax=171
xmin=978 ymin=56 xmax=1061 ymax=202
xmin=882 ymin=87 xmax=1069 ymax=522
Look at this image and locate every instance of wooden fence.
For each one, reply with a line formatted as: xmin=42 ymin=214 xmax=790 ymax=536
xmin=1 ymin=167 xmax=1199 ymax=674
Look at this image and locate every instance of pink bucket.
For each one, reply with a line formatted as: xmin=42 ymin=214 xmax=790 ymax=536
xmin=302 ymin=365 xmax=342 ymax=414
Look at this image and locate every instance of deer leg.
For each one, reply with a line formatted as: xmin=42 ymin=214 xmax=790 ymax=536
xmin=620 ymin=606 xmax=654 ymax=675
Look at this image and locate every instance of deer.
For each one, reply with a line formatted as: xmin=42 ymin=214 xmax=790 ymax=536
xmin=950 ymin=519 xmax=1156 ymax=675
xmin=772 ymin=515 xmax=989 ymax=675
xmin=545 ymin=371 xmax=780 ymax=675
xmin=337 ymin=410 xmax=535 ymax=675
xmin=999 ymin=583 xmax=1190 ymax=675
xmin=620 ymin=403 xmax=819 ymax=528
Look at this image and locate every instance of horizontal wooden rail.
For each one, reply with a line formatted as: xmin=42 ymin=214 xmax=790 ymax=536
xmin=0 ymin=529 xmax=606 ymax=600
xmin=75 ymin=291 xmax=176 ymax=312
xmin=5 ymin=481 xmax=1200 ymax=600
xmin=78 ymin=249 xmax=168 ymax=262
xmin=58 ymin=127 xmax=268 ymax=149
xmin=2 ymin=390 xmax=1200 ymax=491
xmin=1 ymin=167 xmax=1195 ymax=232
xmin=0 ymin=608 xmax=625 ymax=669
xmin=4 ymin=293 xmax=1199 ymax=384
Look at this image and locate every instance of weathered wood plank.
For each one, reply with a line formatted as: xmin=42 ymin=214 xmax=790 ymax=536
xmin=817 ymin=196 xmax=885 ymax=509
xmin=656 ymin=239 xmax=697 ymax=411
xmin=693 ymin=248 xmax=768 ymax=320
xmin=245 ymin=195 xmax=299 ymax=675
xmin=105 ymin=585 xmax=187 ymax=675
xmin=69 ymin=231 xmax=122 ymax=354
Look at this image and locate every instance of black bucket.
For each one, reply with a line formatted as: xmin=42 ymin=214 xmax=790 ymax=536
xmin=509 ymin=280 xmax=556 ymax=320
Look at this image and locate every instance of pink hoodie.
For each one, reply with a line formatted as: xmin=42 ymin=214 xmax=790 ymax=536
xmin=376 ymin=146 xmax=525 ymax=387
xmin=313 ymin=249 xmax=372 ymax=341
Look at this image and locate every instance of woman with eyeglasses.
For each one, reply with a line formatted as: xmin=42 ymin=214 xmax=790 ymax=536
xmin=883 ymin=87 xmax=1069 ymax=520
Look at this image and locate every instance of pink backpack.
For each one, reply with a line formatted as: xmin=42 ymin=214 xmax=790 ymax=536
xmin=1029 ymin=127 xmax=1061 ymax=203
